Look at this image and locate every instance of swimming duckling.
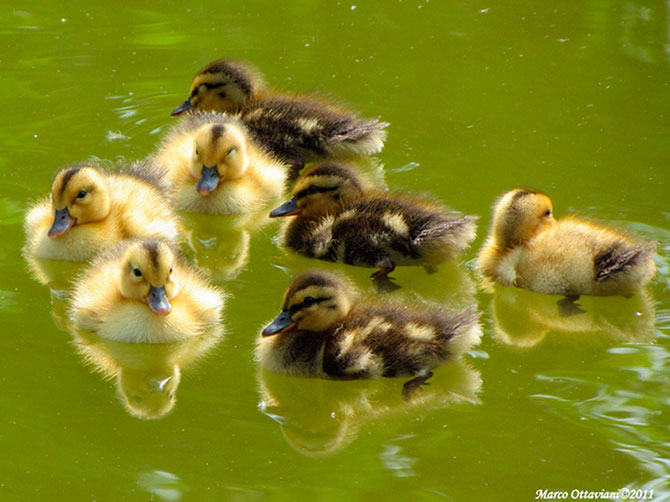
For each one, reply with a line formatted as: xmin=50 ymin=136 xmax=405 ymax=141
xmin=256 ymin=270 xmax=481 ymax=395
xmin=270 ymin=163 xmax=478 ymax=290
xmin=151 ymin=112 xmax=287 ymax=214
xmin=477 ymin=188 xmax=657 ymax=297
xmin=171 ymin=59 xmax=388 ymax=170
xmin=70 ymin=240 xmax=225 ymax=343
xmin=24 ymin=163 xmax=180 ymax=261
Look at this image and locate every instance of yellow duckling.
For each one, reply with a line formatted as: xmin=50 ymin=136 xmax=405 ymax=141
xmin=269 ymin=163 xmax=478 ymax=290
xmin=24 ymin=163 xmax=180 ymax=261
xmin=477 ymin=188 xmax=657 ymax=297
xmin=151 ymin=112 xmax=288 ymax=214
xmin=256 ymin=270 xmax=481 ymax=394
xmin=171 ymin=59 xmax=388 ymax=169
xmin=70 ymin=240 xmax=225 ymax=343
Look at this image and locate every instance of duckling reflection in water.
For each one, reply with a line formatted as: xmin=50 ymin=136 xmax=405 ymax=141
xmin=150 ymin=112 xmax=288 ymax=214
xmin=70 ymin=239 xmax=225 ymax=343
xmin=171 ymin=59 xmax=388 ymax=171
xmin=257 ymin=359 xmax=481 ymax=456
xmin=491 ymin=286 xmax=656 ymax=348
xmin=478 ymin=189 xmax=657 ymax=305
xmin=24 ymin=162 xmax=180 ymax=261
xmin=72 ymin=326 xmax=223 ymax=419
xmin=256 ymin=270 xmax=481 ymax=396
xmin=270 ymin=163 xmax=477 ymax=291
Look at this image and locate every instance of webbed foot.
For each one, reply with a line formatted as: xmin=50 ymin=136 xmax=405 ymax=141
xmin=402 ymin=371 xmax=434 ymax=402
xmin=558 ymin=295 xmax=586 ymax=317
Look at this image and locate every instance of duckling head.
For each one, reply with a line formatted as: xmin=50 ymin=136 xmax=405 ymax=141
xmin=118 ymin=241 xmax=179 ymax=316
xmin=48 ymin=166 xmax=111 ymax=239
xmin=190 ymin=123 xmax=249 ymax=195
xmin=270 ymin=163 xmax=364 ymax=218
xmin=118 ymin=366 xmax=180 ymax=420
xmin=172 ymin=59 xmax=265 ymax=116
xmin=490 ymin=188 xmax=556 ymax=249
xmin=263 ymin=270 xmax=354 ymax=336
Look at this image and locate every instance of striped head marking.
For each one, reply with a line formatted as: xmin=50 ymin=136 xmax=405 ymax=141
xmin=191 ymin=123 xmax=249 ymax=195
xmin=491 ymin=188 xmax=555 ymax=249
xmin=118 ymin=241 xmax=179 ymax=316
xmin=272 ymin=163 xmax=364 ymax=218
xmin=172 ymin=59 xmax=265 ymax=116
xmin=48 ymin=166 xmax=111 ymax=238
xmin=262 ymin=270 xmax=353 ymax=336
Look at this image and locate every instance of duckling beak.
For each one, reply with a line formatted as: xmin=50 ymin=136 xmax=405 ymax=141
xmin=171 ymin=99 xmax=193 ymax=116
xmin=48 ymin=207 xmax=76 ymax=239
xmin=196 ymin=166 xmax=220 ymax=195
xmin=262 ymin=310 xmax=296 ymax=337
xmin=147 ymin=286 xmax=171 ymax=316
xmin=269 ymin=197 xmax=301 ymax=218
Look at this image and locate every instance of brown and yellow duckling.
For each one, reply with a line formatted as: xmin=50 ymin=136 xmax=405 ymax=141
xmin=151 ymin=112 xmax=288 ymax=214
xmin=24 ymin=163 xmax=180 ymax=261
xmin=270 ymin=163 xmax=478 ymax=290
xmin=171 ymin=59 xmax=388 ymax=170
xmin=70 ymin=240 xmax=225 ymax=343
xmin=256 ymin=270 xmax=481 ymax=396
xmin=477 ymin=188 xmax=657 ymax=298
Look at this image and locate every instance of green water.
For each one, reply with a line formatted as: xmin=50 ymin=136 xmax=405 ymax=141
xmin=2 ymin=1 xmax=669 ymax=500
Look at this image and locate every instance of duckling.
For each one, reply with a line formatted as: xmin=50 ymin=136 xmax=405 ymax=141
xmin=24 ymin=163 xmax=180 ymax=261
xmin=256 ymin=270 xmax=481 ymax=395
xmin=70 ymin=240 xmax=225 ymax=343
xmin=151 ymin=112 xmax=288 ymax=214
xmin=269 ymin=163 xmax=478 ymax=290
xmin=477 ymin=188 xmax=657 ymax=297
xmin=171 ymin=59 xmax=389 ymax=170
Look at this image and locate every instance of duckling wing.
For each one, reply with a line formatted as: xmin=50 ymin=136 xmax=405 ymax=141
xmin=594 ymin=241 xmax=657 ymax=283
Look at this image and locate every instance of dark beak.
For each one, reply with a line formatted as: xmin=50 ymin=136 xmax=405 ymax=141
xmin=196 ymin=166 xmax=220 ymax=195
xmin=48 ymin=207 xmax=76 ymax=239
xmin=147 ymin=286 xmax=171 ymax=316
xmin=262 ymin=310 xmax=296 ymax=337
xmin=269 ymin=197 xmax=301 ymax=218
xmin=171 ymin=99 xmax=193 ymax=117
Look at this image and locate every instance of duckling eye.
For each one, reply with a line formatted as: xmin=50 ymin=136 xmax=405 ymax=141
xmin=198 ymin=84 xmax=207 ymax=94
xmin=544 ymin=209 xmax=552 ymax=217
xmin=303 ymin=296 xmax=316 ymax=307
xmin=76 ymin=190 xmax=87 ymax=199
xmin=133 ymin=267 xmax=142 ymax=277
xmin=169 ymin=267 xmax=173 ymax=275
xmin=227 ymin=147 xmax=236 ymax=157
xmin=219 ymin=91 xmax=227 ymax=99
xmin=307 ymin=185 xmax=319 ymax=195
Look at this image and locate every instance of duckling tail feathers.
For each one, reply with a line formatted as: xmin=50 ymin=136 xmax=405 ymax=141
xmin=413 ymin=215 xmax=478 ymax=260
xmin=327 ymin=119 xmax=389 ymax=157
xmin=440 ymin=306 xmax=482 ymax=356
xmin=594 ymin=240 xmax=657 ymax=283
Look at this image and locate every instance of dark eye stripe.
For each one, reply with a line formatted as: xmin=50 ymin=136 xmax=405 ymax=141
xmin=192 ymin=82 xmax=226 ymax=98
xmin=288 ymin=296 xmax=330 ymax=315
xmin=295 ymin=185 xmax=338 ymax=200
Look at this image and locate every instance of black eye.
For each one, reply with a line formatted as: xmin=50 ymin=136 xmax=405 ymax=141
xmin=169 ymin=267 xmax=173 ymax=274
xmin=219 ymin=91 xmax=227 ymax=98
xmin=195 ymin=148 xmax=200 ymax=156
xmin=303 ymin=296 xmax=316 ymax=307
xmin=544 ymin=209 xmax=551 ymax=217
xmin=77 ymin=190 xmax=87 ymax=199
xmin=133 ymin=267 xmax=142 ymax=277
xmin=307 ymin=186 xmax=319 ymax=195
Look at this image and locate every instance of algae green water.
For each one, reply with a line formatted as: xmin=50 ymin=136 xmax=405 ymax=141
xmin=2 ymin=1 xmax=669 ymax=500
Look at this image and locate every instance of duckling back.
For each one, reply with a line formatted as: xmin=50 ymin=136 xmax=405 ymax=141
xmin=322 ymin=304 xmax=481 ymax=379
xmin=284 ymin=196 xmax=477 ymax=268
xmin=504 ymin=218 xmax=656 ymax=296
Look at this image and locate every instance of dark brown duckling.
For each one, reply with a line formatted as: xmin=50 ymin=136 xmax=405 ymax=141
xmin=256 ymin=270 xmax=481 ymax=396
xmin=269 ymin=162 xmax=478 ymax=291
xmin=171 ymin=59 xmax=388 ymax=170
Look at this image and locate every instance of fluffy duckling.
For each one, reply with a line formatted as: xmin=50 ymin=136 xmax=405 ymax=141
xmin=270 ymin=163 xmax=478 ymax=290
xmin=24 ymin=163 xmax=180 ymax=261
xmin=151 ymin=112 xmax=288 ymax=214
xmin=477 ymin=188 xmax=657 ymax=297
xmin=171 ymin=59 xmax=389 ymax=169
xmin=256 ymin=270 xmax=481 ymax=395
xmin=70 ymin=240 xmax=225 ymax=343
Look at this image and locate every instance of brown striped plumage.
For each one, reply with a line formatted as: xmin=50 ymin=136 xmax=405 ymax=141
xmin=171 ymin=59 xmax=389 ymax=169
xmin=256 ymin=271 xmax=481 ymax=387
